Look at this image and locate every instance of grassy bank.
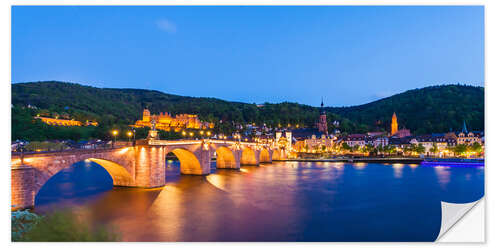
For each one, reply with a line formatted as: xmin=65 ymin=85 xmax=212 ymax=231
xmin=12 ymin=209 xmax=120 ymax=242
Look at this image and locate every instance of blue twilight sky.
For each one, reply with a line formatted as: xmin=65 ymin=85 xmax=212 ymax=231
xmin=11 ymin=6 xmax=484 ymax=107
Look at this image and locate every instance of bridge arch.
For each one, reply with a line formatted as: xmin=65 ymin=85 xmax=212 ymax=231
xmin=87 ymin=158 xmax=134 ymax=186
xmin=259 ymin=148 xmax=271 ymax=163
xmin=167 ymin=148 xmax=204 ymax=175
xmin=32 ymin=156 xmax=135 ymax=201
xmin=241 ymin=147 xmax=258 ymax=165
xmin=215 ymin=146 xmax=237 ymax=169
xmin=12 ymin=148 xmax=136 ymax=197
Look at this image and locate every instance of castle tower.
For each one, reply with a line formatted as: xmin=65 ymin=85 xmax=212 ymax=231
xmin=391 ymin=112 xmax=398 ymax=135
xmin=317 ymin=98 xmax=328 ymax=135
xmin=143 ymin=108 xmax=151 ymax=122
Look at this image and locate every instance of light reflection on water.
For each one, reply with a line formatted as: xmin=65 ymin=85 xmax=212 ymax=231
xmin=353 ymin=162 xmax=367 ymax=170
xmin=434 ymin=166 xmax=451 ymax=189
xmin=392 ymin=163 xmax=404 ymax=178
xmin=34 ymin=160 xmax=484 ymax=242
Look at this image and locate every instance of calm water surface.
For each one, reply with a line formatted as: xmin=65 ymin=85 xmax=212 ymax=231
xmin=35 ymin=160 xmax=484 ymax=241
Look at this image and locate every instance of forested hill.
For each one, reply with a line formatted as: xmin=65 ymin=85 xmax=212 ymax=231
xmin=12 ymin=81 xmax=484 ymax=135
xmin=328 ymin=85 xmax=484 ymax=134
xmin=12 ymin=81 xmax=328 ymax=130
xmin=12 ymin=81 xmax=252 ymax=125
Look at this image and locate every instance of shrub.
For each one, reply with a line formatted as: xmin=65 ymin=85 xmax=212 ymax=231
xmin=11 ymin=209 xmax=42 ymax=241
xmin=12 ymin=209 xmax=120 ymax=242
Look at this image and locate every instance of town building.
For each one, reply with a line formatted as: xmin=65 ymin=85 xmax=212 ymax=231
xmin=393 ymin=129 xmax=411 ymax=138
xmin=276 ymin=131 xmax=293 ymax=151
xmin=388 ymin=137 xmax=412 ymax=149
xmin=290 ymin=128 xmax=324 ymax=141
xmin=341 ymin=134 xmax=389 ymax=148
xmin=367 ymin=136 xmax=389 ymax=147
xmin=133 ymin=108 xmax=214 ymax=132
xmin=443 ymin=132 xmax=458 ymax=147
xmin=344 ymin=134 xmax=367 ymax=148
xmin=456 ymin=121 xmax=482 ymax=145
xmin=409 ymin=135 xmax=448 ymax=155
xmin=302 ymin=134 xmax=336 ymax=152
xmin=367 ymin=131 xmax=386 ymax=137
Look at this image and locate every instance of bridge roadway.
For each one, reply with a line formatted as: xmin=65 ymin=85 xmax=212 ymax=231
xmin=11 ymin=139 xmax=283 ymax=209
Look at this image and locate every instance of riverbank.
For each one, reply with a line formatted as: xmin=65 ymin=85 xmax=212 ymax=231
xmin=274 ymin=157 xmax=424 ymax=164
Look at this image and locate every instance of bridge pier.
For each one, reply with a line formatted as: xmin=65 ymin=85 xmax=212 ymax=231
xmin=254 ymin=150 xmax=261 ymax=166
xmin=268 ymin=149 xmax=273 ymax=163
xmin=199 ymin=148 xmax=212 ymax=175
xmin=11 ymin=165 xmax=35 ymax=210
xmin=232 ymin=149 xmax=242 ymax=169
xmin=134 ymin=145 xmax=166 ymax=188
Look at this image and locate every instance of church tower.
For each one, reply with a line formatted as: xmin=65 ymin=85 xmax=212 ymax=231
xmin=391 ymin=112 xmax=398 ymax=135
xmin=318 ymin=98 xmax=328 ymax=135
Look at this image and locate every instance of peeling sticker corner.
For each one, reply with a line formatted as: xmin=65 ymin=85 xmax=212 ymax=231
xmin=436 ymin=198 xmax=484 ymax=242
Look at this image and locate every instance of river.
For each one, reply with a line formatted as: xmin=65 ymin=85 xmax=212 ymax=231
xmin=34 ymin=160 xmax=484 ymax=241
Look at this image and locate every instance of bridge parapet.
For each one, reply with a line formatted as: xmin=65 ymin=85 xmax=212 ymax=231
xmin=11 ymin=146 xmax=129 ymax=162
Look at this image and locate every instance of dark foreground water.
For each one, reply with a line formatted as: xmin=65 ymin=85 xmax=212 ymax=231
xmin=35 ymin=160 xmax=484 ymax=241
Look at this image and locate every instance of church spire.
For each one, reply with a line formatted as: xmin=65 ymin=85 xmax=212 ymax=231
xmin=320 ymin=97 xmax=326 ymax=115
xmin=462 ymin=120 xmax=468 ymax=134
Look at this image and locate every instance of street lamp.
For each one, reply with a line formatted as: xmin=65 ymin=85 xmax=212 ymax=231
xmin=132 ymin=129 xmax=136 ymax=146
xmin=112 ymin=130 xmax=118 ymax=148
xmin=182 ymin=131 xmax=187 ymax=137
xmin=207 ymin=131 xmax=211 ymax=137
xmin=127 ymin=131 xmax=132 ymax=145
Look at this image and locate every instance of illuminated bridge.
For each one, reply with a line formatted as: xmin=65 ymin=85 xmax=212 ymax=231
xmin=11 ymin=139 xmax=282 ymax=209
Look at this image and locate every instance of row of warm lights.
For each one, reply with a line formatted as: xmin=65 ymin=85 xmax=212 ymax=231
xmin=181 ymin=130 xmax=212 ymax=137
xmin=217 ymin=135 xmax=228 ymax=139
xmin=112 ymin=129 xmax=215 ymax=138
xmin=111 ymin=129 xmax=273 ymax=142
xmin=111 ymin=130 xmax=134 ymax=137
xmin=276 ymin=124 xmax=301 ymax=128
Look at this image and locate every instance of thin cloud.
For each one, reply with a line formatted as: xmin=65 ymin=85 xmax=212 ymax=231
xmin=156 ymin=19 xmax=177 ymax=33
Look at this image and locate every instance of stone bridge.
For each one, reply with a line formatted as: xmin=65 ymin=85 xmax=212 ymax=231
xmin=11 ymin=139 xmax=276 ymax=209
